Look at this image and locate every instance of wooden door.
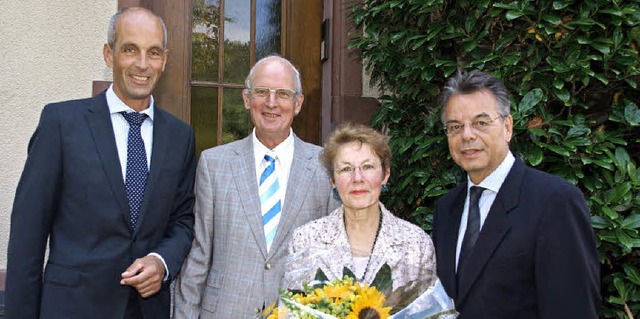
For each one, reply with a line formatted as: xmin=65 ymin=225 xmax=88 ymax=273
xmin=138 ymin=0 xmax=323 ymax=157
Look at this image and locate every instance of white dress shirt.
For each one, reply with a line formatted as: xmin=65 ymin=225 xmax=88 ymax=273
xmin=106 ymin=85 xmax=168 ymax=279
xmin=106 ymin=85 xmax=154 ymax=179
xmin=455 ymin=152 xmax=515 ymax=270
xmin=252 ymin=128 xmax=295 ymax=204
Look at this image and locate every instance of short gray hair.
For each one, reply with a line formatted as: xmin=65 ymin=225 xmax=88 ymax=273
xmin=439 ymin=70 xmax=511 ymax=123
xmin=245 ymin=55 xmax=303 ymax=95
xmin=107 ymin=7 xmax=168 ymax=49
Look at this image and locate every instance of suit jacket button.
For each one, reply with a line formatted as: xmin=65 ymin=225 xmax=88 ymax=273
xmin=265 ymin=263 xmax=271 ymax=270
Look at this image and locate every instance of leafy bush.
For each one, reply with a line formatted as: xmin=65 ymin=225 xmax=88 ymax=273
xmin=349 ymin=0 xmax=640 ymax=317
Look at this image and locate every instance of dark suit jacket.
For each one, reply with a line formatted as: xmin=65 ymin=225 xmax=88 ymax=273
xmin=433 ymin=157 xmax=600 ymax=319
xmin=6 ymin=92 xmax=196 ymax=319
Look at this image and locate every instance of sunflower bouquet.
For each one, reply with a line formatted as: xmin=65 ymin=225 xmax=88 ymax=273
xmin=267 ymin=248 xmax=458 ymax=319
xmin=266 ymin=271 xmax=391 ymax=319
xmin=266 ymin=264 xmax=457 ymax=319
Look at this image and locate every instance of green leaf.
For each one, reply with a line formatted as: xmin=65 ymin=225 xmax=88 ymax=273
xmin=505 ymin=10 xmax=525 ymax=20
xmin=528 ymin=146 xmax=543 ymax=166
xmin=390 ymin=30 xmax=408 ymax=43
xmin=542 ymin=14 xmax=562 ymax=25
xmin=613 ymin=276 xmax=628 ymax=299
xmin=371 ymin=263 xmax=393 ymax=296
xmin=591 ymin=215 xmax=608 ymax=229
xmin=615 ymin=230 xmax=634 ymax=250
xmin=590 ymin=42 xmax=611 ymax=54
xmin=552 ymin=0 xmax=572 ymax=10
xmin=620 ymin=214 xmax=640 ymax=230
xmin=313 ymin=268 xmax=330 ymax=285
xmin=604 ymin=183 xmax=632 ymax=205
xmin=542 ymin=143 xmax=571 ymax=156
xmin=493 ymin=3 xmax=519 ymax=10
xmin=566 ymin=126 xmax=590 ymax=138
xmin=623 ymin=264 xmax=640 ymax=286
xmin=554 ymin=89 xmax=570 ymax=103
xmin=342 ymin=266 xmax=357 ymax=280
xmin=602 ymin=206 xmax=620 ymax=219
xmin=614 ymin=147 xmax=631 ymax=175
xmin=624 ymin=101 xmax=640 ymax=125
xmin=518 ymin=89 xmax=544 ymax=116
xmin=553 ymin=79 xmax=564 ymax=89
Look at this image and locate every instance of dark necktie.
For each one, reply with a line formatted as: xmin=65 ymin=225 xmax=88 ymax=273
xmin=458 ymin=186 xmax=485 ymax=276
xmin=120 ymin=111 xmax=149 ymax=229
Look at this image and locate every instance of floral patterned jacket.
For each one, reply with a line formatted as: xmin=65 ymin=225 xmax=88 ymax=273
xmin=283 ymin=203 xmax=437 ymax=291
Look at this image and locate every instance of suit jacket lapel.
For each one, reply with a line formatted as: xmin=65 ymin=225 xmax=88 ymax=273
xmin=439 ymin=185 xmax=466 ymax=298
xmin=270 ymin=135 xmax=316 ymax=257
xmin=85 ymin=93 xmax=129 ymax=221
xmin=456 ymin=158 xmax=524 ymax=305
xmin=231 ymin=136 xmax=268 ymax=257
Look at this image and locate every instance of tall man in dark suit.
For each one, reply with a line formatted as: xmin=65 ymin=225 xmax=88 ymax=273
xmin=6 ymin=7 xmax=196 ymax=319
xmin=432 ymin=70 xmax=600 ymax=318
xmin=174 ymin=55 xmax=339 ymax=318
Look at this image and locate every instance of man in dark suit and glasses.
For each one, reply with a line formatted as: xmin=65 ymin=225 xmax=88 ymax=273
xmin=432 ymin=70 xmax=600 ymax=318
xmin=6 ymin=7 xmax=196 ymax=319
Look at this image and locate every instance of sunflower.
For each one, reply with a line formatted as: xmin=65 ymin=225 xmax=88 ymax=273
xmin=346 ymin=286 xmax=391 ymax=319
xmin=323 ymin=281 xmax=355 ymax=300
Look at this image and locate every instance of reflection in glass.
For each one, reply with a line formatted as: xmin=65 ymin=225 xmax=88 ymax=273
xmin=256 ymin=0 xmax=281 ymax=59
xmin=191 ymin=87 xmax=219 ymax=157
xmin=190 ymin=0 xmax=282 ymax=147
xmin=256 ymin=0 xmax=282 ymax=60
xmin=222 ymin=88 xmax=251 ymax=144
xmin=224 ymin=0 xmax=250 ymax=84
xmin=192 ymin=0 xmax=220 ymax=81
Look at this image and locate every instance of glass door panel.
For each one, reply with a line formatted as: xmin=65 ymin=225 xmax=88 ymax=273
xmin=222 ymin=88 xmax=251 ymax=144
xmin=191 ymin=86 xmax=219 ymax=157
xmin=192 ymin=0 xmax=220 ymax=82
xmin=256 ymin=0 xmax=281 ymax=59
xmin=191 ymin=0 xmax=282 ymax=154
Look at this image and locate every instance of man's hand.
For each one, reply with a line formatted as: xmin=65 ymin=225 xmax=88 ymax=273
xmin=120 ymin=255 xmax=165 ymax=298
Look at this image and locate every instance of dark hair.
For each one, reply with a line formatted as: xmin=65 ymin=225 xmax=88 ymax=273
xmin=439 ymin=70 xmax=511 ymax=123
xmin=321 ymin=123 xmax=391 ymax=181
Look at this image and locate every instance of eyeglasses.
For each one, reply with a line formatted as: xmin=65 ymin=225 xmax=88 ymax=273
xmin=334 ymin=162 xmax=381 ymax=178
xmin=444 ymin=115 xmax=504 ymax=136
xmin=247 ymin=87 xmax=297 ymax=101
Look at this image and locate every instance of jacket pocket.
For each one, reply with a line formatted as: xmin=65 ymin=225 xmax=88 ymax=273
xmin=43 ymin=262 xmax=81 ymax=287
xmin=201 ymin=270 xmax=224 ymax=312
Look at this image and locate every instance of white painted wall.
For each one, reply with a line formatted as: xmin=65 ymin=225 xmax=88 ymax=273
xmin=0 ymin=1 xmax=117 ymax=268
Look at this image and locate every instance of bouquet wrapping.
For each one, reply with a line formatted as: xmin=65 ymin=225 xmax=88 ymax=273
xmin=265 ymin=248 xmax=457 ymax=319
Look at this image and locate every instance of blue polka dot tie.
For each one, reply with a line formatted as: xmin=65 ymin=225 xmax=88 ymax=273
xmin=259 ymin=153 xmax=282 ymax=252
xmin=120 ymin=111 xmax=149 ymax=229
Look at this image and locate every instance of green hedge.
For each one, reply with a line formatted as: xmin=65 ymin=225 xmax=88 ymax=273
xmin=349 ymin=0 xmax=640 ymax=317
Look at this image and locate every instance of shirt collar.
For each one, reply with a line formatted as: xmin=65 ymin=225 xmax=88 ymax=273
xmin=252 ymin=127 xmax=294 ymax=162
xmin=106 ymin=84 xmax=155 ymax=120
xmin=467 ymin=151 xmax=515 ymax=194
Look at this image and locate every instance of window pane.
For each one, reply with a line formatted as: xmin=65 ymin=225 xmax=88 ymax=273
xmin=256 ymin=0 xmax=281 ymax=59
xmin=222 ymin=88 xmax=251 ymax=144
xmin=191 ymin=87 xmax=219 ymax=156
xmin=224 ymin=0 xmax=250 ymax=84
xmin=192 ymin=0 xmax=220 ymax=81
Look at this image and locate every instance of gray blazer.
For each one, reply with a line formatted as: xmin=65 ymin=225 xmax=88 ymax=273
xmin=173 ymin=134 xmax=338 ymax=319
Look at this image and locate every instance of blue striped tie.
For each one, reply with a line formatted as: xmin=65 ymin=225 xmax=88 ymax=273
xmin=259 ymin=154 xmax=281 ymax=252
